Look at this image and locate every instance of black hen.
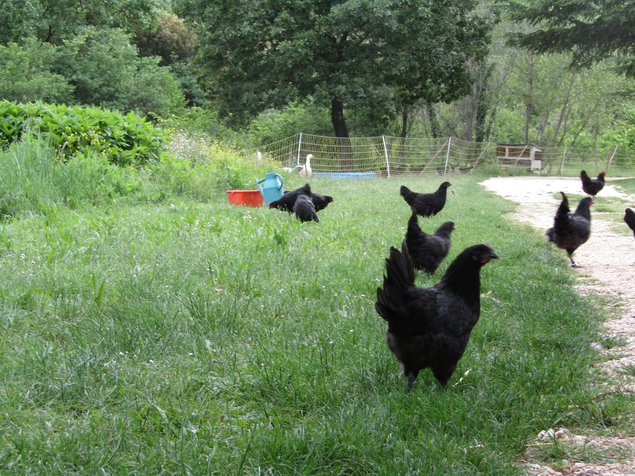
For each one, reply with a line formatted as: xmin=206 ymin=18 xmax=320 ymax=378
xmin=293 ymin=194 xmax=318 ymax=222
xmin=405 ymin=213 xmax=454 ymax=274
xmin=546 ymin=192 xmax=592 ymax=267
xmin=269 ymin=183 xmax=312 ymax=212
xmin=625 ymin=208 xmax=635 ymax=238
xmin=376 ymin=241 xmax=498 ymax=390
xmin=580 ymin=170 xmax=606 ymax=196
xmin=400 ymin=182 xmax=451 ymax=217
xmin=311 ymin=192 xmax=333 ymax=212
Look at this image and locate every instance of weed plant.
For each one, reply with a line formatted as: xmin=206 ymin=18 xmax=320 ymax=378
xmin=0 ymin=155 xmax=623 ymax=473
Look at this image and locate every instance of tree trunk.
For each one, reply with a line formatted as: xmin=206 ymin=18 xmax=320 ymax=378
xmin=474 ymin=62 xmax=493 ymax=143
xmin=401 ymin=107 xmax=409 ymax=138
xmin=552 ymin=69 xmax=578 ymax=146
xmin=524 ymin=59 xmax=533 ymax=144
xmin=331 ymin=96 xmax=353 ymax=169
xmin=427 ymin=101 xmax=440 ymax=138
xmin=331 ymin=97 xmax=349 ymax=138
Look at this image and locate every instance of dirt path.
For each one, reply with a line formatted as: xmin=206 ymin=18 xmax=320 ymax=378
xmin=481 ymin=176 xmax=635 ymax=476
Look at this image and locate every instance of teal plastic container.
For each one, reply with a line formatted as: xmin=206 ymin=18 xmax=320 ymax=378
xmin=255 ymin=173 xmax=284 ymax=206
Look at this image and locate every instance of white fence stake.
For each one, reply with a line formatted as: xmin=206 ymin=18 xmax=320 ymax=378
xmin=606 ymin=146 xmax=618 ymax=170
xmin=443 ymin=136 xmax=452 ymax=175
xmin=382 ymin=135 xmax=391 ymax=178
xmin=559 ymin=145 xmax=568 ymax=175
xmin=297 ymin=132 xmax=303 ymax=166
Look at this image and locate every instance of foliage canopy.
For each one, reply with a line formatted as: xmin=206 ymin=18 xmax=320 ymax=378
xmin=179 ymin=0 xmax=494 ymax=137
xmin=509 ymin=0 xmax=635 ymax=77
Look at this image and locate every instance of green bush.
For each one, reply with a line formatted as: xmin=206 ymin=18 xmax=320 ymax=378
xmin=163 ymin=105 xmax=246 ymax=146
xmin=62 ymin=27 xmax=185 ymax=117
xmin=246 ymin=102 xmax=333 ymax=145
xmin=0 ymin=100 xmax=168 ymax=166
xmin=161 ymin=133 xmax=283 ymax=193
xmin=0 ymin=38 xmax=74 ymax=103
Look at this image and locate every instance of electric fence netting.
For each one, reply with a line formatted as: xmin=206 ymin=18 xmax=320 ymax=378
xmin=242 ymin=133 xmax=634 ymax=177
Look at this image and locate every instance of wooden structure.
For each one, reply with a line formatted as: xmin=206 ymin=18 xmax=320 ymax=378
xmin=496 ymin=143 xmax=543 ymax=172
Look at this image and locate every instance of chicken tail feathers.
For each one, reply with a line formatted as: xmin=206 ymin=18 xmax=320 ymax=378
xmin=376 ymin=241 xmax=415 ymax=321
xmin=400 ymin=185 xmax=415 ymax=205
xmin=545 ymin=227 xmax=555 ymax=242
xmin=553 ymin=192 xmax=571 ymax=230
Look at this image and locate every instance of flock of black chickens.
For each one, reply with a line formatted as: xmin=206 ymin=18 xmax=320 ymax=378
xmin=267 ymin=172 xmax=635 ymax=391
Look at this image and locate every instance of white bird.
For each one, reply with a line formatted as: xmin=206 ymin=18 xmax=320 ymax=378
xmin=299 ymin=154 xmax=313 ymax=178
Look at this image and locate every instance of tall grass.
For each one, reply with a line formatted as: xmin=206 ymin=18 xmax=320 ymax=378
xmin=0 ymin=144 xmax=625 ymax=474
xmin=0 ymin=137 xmax=282 ymax=220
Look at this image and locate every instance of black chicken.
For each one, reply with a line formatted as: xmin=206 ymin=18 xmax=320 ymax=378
xmin=293 ymin=194 xmax=319 ymax=222
xmin=400 ymin=182 xmax=451 ymax=217
xmin=624 ymin=208 xmax=635 ymax=238
xmin=269 ymin=183 xmax=312 ymax=212
xmin=546 ymin=192 xmax=592 ymax=267
xmin=405 ymin=213 xmax=455 ymax=274
xmin=376 ymin=241 xmax=498 ymax=390
xmin=311 ymin=192 xmax=334 ymax=212
xmin=580 ymin=170 xmax=606 ymax=196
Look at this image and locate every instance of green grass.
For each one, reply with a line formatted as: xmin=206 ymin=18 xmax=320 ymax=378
xmin=585 ymin=178 xmax=635 ymax=236
xmin=0 ymin=146 xmax=631 ymax=473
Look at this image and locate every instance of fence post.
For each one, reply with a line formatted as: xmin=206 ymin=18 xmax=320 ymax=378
xmin=443 ymin=137 xmax=452 ymax=175
xmin=382 ymin=135 xmax=391 ymax=178
xmin=606 ymin=146 xmax=618 ymax=170
xmin=559 ymin=145 xmax=567 ymax=176
xmin=297 ymin=132 xmax=303 ymax=166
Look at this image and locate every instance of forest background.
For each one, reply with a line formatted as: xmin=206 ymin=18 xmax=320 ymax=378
xmin=1 ymin=0 xmax=634 ymax=156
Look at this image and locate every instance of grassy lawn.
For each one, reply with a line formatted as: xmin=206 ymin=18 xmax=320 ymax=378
xmin=585 ymin=178 xmax=635 ymax=236
xmin=0 ymin=156 xmax=629 ymax=473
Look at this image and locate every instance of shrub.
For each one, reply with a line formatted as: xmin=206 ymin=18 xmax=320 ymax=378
xmin=163 ymin=133 xmax=282 ymax=193
xmin=62 ymin=27 xmax=185 ymax=117
xmin=0 ymin=38 xmax=74 ymax=103
xmin=0 ymin=100 xmax=168 ymax=166
xmin=163 ymin=106 xmax=246 ymax=146
xmin=246 ymin=102 xmax=333 ymax=145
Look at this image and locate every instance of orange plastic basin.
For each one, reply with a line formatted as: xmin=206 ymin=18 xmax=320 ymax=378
xmin=226 ymin=190 xmax=264 ymax=207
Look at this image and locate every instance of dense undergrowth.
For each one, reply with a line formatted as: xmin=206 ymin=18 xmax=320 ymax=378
xmin=0 ymin=136 xmax=280 ymax=220
xmin=0 ymin=138 xmax=627 ymax=474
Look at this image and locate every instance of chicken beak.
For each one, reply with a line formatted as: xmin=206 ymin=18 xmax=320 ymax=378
xmin=489 ymin=251 xmax=499 ymax=260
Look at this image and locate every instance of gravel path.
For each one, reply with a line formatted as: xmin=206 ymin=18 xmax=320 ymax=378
xmin=480 ymin=176 xmax=635 ymax=476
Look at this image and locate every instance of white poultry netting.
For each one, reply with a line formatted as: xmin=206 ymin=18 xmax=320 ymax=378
xmin=243 ymin=133 xmax=633 ymax=177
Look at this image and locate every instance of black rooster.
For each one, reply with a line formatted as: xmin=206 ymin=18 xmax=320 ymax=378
xmin=311 ymin=192 xmax=334 ymax=212
xmin=376 ymin=241 xmax=498 ymax=390
xmin=625 ymin=208 xmax=635 ymax=238
xmin=293 ymin=194 xmax=318 ymax=222
xmin=546 ymin=192 xmax=592 ymax=267
xmin=580 ymin=170 xmax=606 ymax=196
xmin=400 ymin=182 xmax=451 ymax=217
xmin=405 ymin=213 xmax=454 ymax=274
xmin=269 ymin=183 xmax=312 ymax=212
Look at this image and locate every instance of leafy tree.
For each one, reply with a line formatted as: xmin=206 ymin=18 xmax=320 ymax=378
xmin=179 ymin=0 xmax=493 ymax=137
xmin=509 ymin=0 xmax=635 ymax=77
xmin=0 ymin=0 xmax=168 ymax=45
xmin=134 ymin=12 xmax=204 ymax=106
xmin=61 ymin=28 xmax=185 ymax=116
xmin=0 ymin=39 xmax=73 ymax=103
xmin=136 ymin=13 xmax=197 ymax=65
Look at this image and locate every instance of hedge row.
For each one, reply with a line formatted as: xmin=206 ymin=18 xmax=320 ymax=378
xmin=0 ymin=101 xmax=168 ymax=166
